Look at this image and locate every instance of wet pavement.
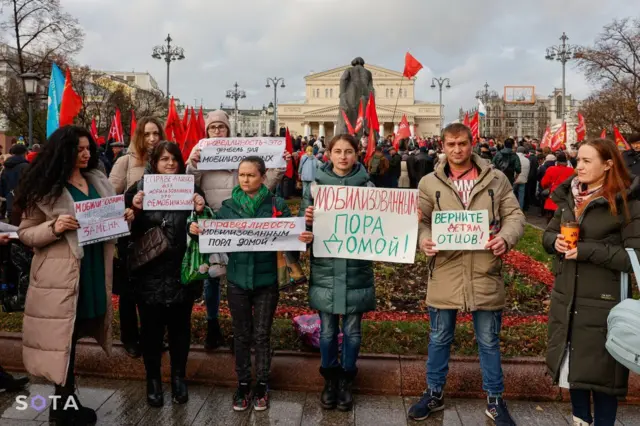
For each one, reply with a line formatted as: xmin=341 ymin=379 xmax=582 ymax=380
xmin=2 ymin=375 xmax=640 ymax=425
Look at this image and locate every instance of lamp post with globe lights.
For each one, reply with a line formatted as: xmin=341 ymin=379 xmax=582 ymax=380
xmin=431 ymin=77 xmax=451 ymax=133
xmin=266 ymin=77 xmax=285 ymax=136
xmin=545 ymin=32 xmax=579 ymax=121
xmin=476 ymin=82 xmax=498 ymax=137
xmin=152 ymin=34 xmax=185 ymax=100
xmin=21 ymin=72 xmax=41 ymax=147
xmin=226 ymin=82 xmax=246 ymax=136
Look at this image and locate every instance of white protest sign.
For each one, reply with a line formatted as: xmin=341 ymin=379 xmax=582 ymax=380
xmin=74 ymin=195 xmax=130 ymax=246
xmin=199 ymin=217 xmax=306 ymax=253
xmin=197 ymin=137 xmax=286 ymax=170
xmin=143 ymin=174 xmax=194 ymax=211
xmin=432 ymin=210 xmax=490 ymax=250
xmin=312 ymin=185 xmax=419 ymax=263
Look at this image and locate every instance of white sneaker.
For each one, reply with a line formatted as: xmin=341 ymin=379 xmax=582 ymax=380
xmin=572 ymin=415 xmax=592 ymax=426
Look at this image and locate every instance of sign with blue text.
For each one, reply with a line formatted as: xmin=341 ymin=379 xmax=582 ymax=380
xmin=432 ymin=210 xmax=489 ymax=250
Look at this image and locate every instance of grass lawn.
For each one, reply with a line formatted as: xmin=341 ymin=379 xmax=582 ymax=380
xmin=515 ymin=225 xmax=552 ymax=268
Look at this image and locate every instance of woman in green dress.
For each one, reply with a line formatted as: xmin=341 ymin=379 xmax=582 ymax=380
xmin=15 ymin=126 xmax=134 ymax=426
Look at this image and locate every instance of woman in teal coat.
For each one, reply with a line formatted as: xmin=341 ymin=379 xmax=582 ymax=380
xmin=302 ymin=134 xmax=375 ymax=412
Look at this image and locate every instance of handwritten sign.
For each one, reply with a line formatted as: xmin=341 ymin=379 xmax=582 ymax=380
xmin=197 ymin=137 xmax=286 ymax=170
xmin=198 ymin=217 xmax=306 ymax=253
xmin=432 ymin=210 xmax=489 ymax=250
xmin=312 ymin=185 xmax=419 ymax=263
xmin=74 ymin=195 xmax=129 ymax=246
xmin=143 ymin=174 xmax=194 ymax=211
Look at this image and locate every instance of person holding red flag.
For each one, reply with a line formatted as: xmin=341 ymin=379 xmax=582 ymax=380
xmin=622 ymin=133 xmax=640 ymax=176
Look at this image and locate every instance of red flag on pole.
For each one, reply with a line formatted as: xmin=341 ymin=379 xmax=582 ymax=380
xmin=90 ymin=118 xmax=98 ymax=142
xmin=540 ymin=126 xmax=552 ymax=149
xmin=115 ymin=108 xmax=124 ymax=141
xmin=182 ymin=107 xmax=201 ymax=158
xmin=463 ymin=112 xmax=470 ymax=128
xmin=197 ymin=106 xmax=206 ymax=140
xmin=354 ymin=100 xmax=365 ymax=133
xmin=364 ymin=92 xmax=379 ymax=164
xmin=59 ymin=68 xmax=82 ymax=127
xmin=393 ymin=115 xmax=411 ymax=149
xmin=108 ymin=114 xmax=123 ymax=143
xmin=285 ymin=128 xmax=294 ymax=178
xmin=130 ymin=109 xmax=137 ymax=140
xmin=340 ymin=109 xmax=356 ymax=135
xmin=600 ymin=129 xmax=607 ymax=139
xmin=614 ymin=126 xmax=631 ymax=150
xmin=164 ymin=97 xmax=185 ymax=146
xmin=469 ymin=111 xmax=479 ymax=143
xmin=550 ymin=122 xmax=567 ymax=151
xmin=403 ymin=52 xmax=423 ymax=79
xmin=181 ymin=106 xmax=190 ymax=131
xmin=575 ymin=112 xmax=586 ymax=142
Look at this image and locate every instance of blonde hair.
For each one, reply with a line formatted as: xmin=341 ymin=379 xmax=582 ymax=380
xmin=306 ymin=146 xmax=313 ymax=155
xmin=130 ymin=117 xmax=165 ymax=165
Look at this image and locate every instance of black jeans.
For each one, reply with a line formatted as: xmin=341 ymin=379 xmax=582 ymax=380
xmin=227 ymin=283 xmax=279 ymax=384
xmin=119 ymin=292 xmax=140 ymax=345
xmin=570 ymin=389 xmax=618 ymax=426
xmin=138 ymin=301 xmax=193 ymax=379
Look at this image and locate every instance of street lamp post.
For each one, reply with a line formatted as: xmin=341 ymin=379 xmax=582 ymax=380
xmin=266 ymin=77 xmax=285 ymax=136
xmin=152 ymin=34 xmax=185 ymax=99
xmin=545 ymin=32 xmax=578 ymax=121
xmin=431 ymin=77 xmax=451 ymax=134
xmin=475 ymin=82 xmax=497 ymax=137
xmin=226 ymin=82 xmax=246 ymax=136
xmin=21 ymin=72 xmax=41 ymax=147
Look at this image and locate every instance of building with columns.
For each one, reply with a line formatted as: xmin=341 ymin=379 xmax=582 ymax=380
xmin=278 ymin=63 xmax=441 ymax=139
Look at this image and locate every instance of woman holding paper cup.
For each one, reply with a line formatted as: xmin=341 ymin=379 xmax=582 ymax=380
xmin=543 ymin=138 xmax=640 ymax=426
xmin=126 ymin=141 xmax=206 ymax=408
xmin=301 ymin=134 xmax=375 ymax=412
xmin=15 ymin=125 xmax=135 ymax=426
xmin=189 ymin=155 xmax=313 ymax=412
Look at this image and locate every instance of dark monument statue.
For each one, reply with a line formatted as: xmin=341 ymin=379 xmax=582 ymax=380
xmin=336 ymin=57 xmax=374 ymax=137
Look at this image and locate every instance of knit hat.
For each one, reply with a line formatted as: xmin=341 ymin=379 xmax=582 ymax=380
xmin=545 ymin=154 xmax=557 ymax=162
xmin=204 ymin=110 xmax=231 ymax=135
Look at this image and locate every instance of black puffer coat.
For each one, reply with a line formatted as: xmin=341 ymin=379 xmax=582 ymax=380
xmin=125 ymin=176 xmax=205 ymax=306
xmin=543 ymin=175 xmax=640 ymax=396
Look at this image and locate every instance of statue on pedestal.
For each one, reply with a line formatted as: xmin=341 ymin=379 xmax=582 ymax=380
xmin=336 ymin=57 xmax=374 ymax=137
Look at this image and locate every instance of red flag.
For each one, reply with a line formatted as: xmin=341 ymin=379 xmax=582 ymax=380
xmin=340 ymin=109 xmax=356 ymax=135
xmin=164 ymin=97 xmax=185 ymax=146
xmin=354 ymin=100 xmax=365 ymax=133
xmin=403 ymin=52 xmax=423 ymax=79
xmin=59 ymin=68 xmax=82 ymax=127
xmin=463 ymin=112 xmax=470 ymax=128
xmin=197 ymin=106 xmax=206 ymax=140
xmin=182 ymin=107 xmax=201 ymax=158
xmin=575 ymin=112 xmax=586 ymax=142
xmin=364 ymin=92 xmax=379 ymax=164
xmin=285 ymin=128 xmax=294 ymax=179
xmin=614 ymin=126 xmax=631 ymax=150
xmin=469 ymin=111 xmax=479 ymax=143
xmin=600 ymin=128 xmax=607 ymax=139
xmin=550 ymin=122 xmax=567 ymax=151
xmin=108 ymin=115 xmax=123 ymax=143
xmin=90 ymin=117 xmax=98 ymax=141
xmin=115 ymin=108 xmax=124 ymax=141
xmin=182 ymin=106 xmax=190 ymax=131
xmin=392 ymin=115 xmax=411 ymax=149
xmin=130 ymin=109 xmax=137 ymax=140
xmin=540 ymin=126 xmax=552 ymax=149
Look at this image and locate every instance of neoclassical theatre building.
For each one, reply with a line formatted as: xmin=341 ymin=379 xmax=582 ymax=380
xmin=277 ymin=64 xmax=441 ymax=139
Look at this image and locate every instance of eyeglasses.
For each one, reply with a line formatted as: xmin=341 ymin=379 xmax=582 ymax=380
xmin=209 ymin=125 xmax=227 ymax=132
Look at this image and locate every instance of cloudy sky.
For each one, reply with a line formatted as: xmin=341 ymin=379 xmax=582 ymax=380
xmin=63 ymin=0 xmax=639 ymax=123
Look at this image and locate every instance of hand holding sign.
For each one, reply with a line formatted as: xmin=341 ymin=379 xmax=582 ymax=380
xmin=194 ymin=194 xmax=205 ymax=213
xmin=54 ymin=215 xmax=79 ymax=235
xmin=133 ymin=191 xmax=144 ymax=210
xmin=485 ymin=236 xmax=507 ymax=256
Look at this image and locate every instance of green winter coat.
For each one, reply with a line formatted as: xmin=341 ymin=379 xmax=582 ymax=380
xmin=216 ymin=193 xmax=291 ymax=290
xmin=543 ymin=175 xmax=640 ymax=396
xmin=301 ymin=161 xmax=376 ymax=315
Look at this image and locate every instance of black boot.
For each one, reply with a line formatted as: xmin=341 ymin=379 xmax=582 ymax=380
xmin=171 ymin=372 xmax=189 ymax=404
xmin=49 ymin=386 xmax=98 ymax=425
xmin=0 ymin=366 xmax=29 ymax=392
xmin=337 ymin=368 xmax=357 ymax=412
xmin=319 ymin=367 xmax=340 ymax=409
xmin=204 ymin=319 xmax=223 ymax=351
xmin=146 ymin=378 xmax=164 ymax=408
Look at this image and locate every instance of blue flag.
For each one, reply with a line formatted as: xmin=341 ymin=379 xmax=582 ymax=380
xmin=46 ymin=63 xmax=65 ymax=138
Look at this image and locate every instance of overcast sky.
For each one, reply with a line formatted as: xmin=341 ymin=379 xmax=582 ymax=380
xmin=63 ymin=0 xmax=640 ymax=123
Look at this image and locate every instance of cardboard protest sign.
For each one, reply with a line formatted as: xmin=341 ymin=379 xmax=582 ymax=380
xmin=432 ymin=210 xmax=489 ymax=250
xmin=198 ymin=137 xmax=286 ymax=170
xmin=198 ymin=217 xmax=305 ymax=253
xmin=312 ymin=185 xmax=419 ymax=263
xmin=75 ymin=195 xmax=129 ymax=246
xmin=143 ymin=174 xmax=194 ymax=211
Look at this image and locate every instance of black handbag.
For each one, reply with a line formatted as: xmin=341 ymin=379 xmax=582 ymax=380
xmin=128 ymin=219 xmax=169 ymax=271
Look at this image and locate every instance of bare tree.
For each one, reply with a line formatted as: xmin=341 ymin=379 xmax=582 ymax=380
xmin=133 ymin=88 xmax=167 ymax=119
xmin=577 ymin=18 xmax=640 ymax=132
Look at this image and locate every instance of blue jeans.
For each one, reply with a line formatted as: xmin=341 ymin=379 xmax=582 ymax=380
xmin=319 ymin=312 xmax=363 ymax=372
xmin=570 ymin=389 xmax=618 ymax=426
xmin=426 ymin=308 xmax=504 ymax=396
xmin=204 ymin=278 xmax=221 ymax=321
xmin=513 ymin=183 xmax=526 ymax=209
xmin=302 ymin=181 xmax=312 ymax=200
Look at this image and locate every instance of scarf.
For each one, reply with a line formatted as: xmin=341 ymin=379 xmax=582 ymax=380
xmin=232 ymin=184 xmax=270 ymax=217
xmin=571 ymin=177 xmax=602 ymax=214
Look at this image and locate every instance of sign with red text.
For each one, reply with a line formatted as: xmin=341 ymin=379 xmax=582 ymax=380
xmin=74 ymin=195 xmax=129 ymax=246
xmin=312 ymin=185 xmax=419 ymax=263
xmin=432 ymin=210 xmax=489 ymax=250
xmin=198 ymin=217 xmax=306 ymax=253
xmin=143 ymin=174 xmax=194 ymax=210
xmin=197 ymin=137 xmax=286 ymax=170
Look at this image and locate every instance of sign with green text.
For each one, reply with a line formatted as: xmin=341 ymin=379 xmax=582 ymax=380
xmin=432 ymin=210 xmax=489 ymax=250
xmin=312 ymin=185 xmax=419 ymax=263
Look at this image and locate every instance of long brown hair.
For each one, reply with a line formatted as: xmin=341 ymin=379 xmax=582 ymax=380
xmin=130 ymin=116 xmax=165 ymax=165
xmin=577 ymin=138 xmax=631 ymax=220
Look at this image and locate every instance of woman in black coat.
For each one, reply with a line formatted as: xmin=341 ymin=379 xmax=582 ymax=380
xmin=127 ymin=141 xmax=206 ymax=408
xmin=543 ymin=139 xmax=640 ymax=426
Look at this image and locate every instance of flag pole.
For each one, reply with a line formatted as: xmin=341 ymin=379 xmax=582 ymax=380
xmin=390 ymin=78 xmax=405 ymax=131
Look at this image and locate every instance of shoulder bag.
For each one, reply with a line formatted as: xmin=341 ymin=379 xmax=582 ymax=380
xmin=128 ymin=218 xmax=169 ymax=271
